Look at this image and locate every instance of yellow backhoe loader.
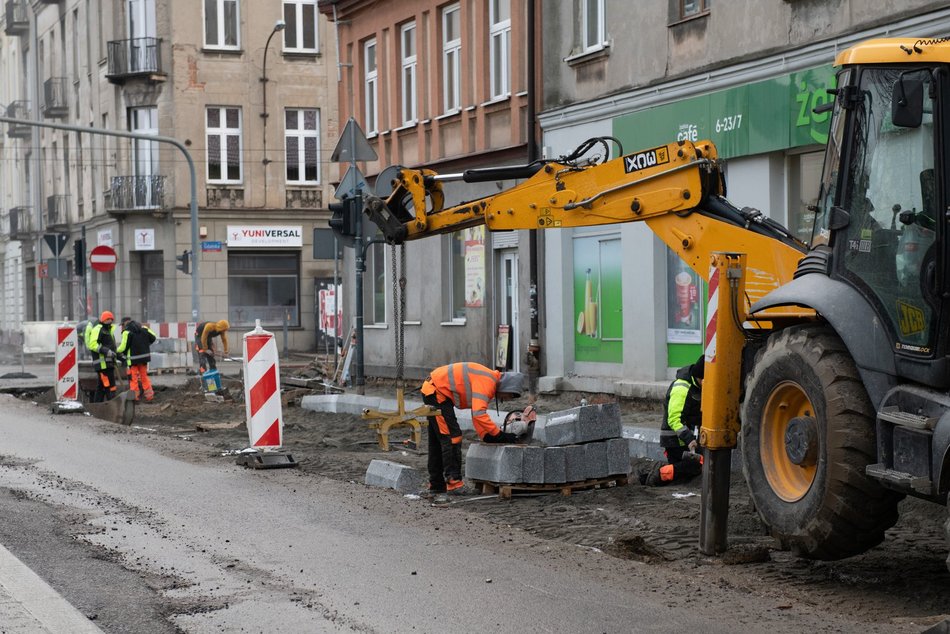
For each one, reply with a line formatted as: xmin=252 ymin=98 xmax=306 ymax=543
xmin=351 ymin=37 xmax=950 ymax=568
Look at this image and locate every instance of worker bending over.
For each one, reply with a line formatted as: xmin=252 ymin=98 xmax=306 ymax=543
xmin=194 ymin=319 xmax=230 ymax=373
xmin=421 ymin=363 xmax=527 ymax=497
xmin=118 ymin=320 xmax=157 ymax=401
xmin=642 ymin=355 xmax=705 ymax=486
xmin=86 ymin=311 xmax=119 ymax=402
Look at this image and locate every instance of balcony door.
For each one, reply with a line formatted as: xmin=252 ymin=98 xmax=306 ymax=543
xmin=127 ymin=0 xmax=156 ymax=72
xmin=129 ymin=106 xmax=158 ymax=208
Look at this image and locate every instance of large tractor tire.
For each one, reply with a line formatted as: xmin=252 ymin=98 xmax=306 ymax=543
xmin=741 ymin=325 xmax=901 ymax=559
xmin=945 ymin=494 xmax=950 ymax=573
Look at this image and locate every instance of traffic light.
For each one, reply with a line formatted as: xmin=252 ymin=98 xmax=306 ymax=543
xmin=328 ymin=196 xmax=359 ymax=238
xmin=176 ymin=250 xmax=191 ymax=274
xmin=73 ymin=239 xmax=85 ymax=276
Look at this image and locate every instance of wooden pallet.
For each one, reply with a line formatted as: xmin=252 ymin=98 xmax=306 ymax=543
xmin=472 ymin=474 xmax=629 ymax=500
xmin=150 ymin=367 xmax=193 ymax=376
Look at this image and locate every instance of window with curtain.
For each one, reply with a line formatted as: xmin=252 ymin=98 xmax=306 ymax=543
xmin=285 ymin=108 xmax=320 ymax=184
xmin=206 ymin=106 xmax=242 ymax=183
xmin=204 ymin=0 xmax=239 ymax=49
xmin=364 ymin=38 xmax=378 ymax=134
xmin=400 ymin=22 xmax=417 ymax=124
xmin=442 ymin=4 xmax=461 ymax=114
xmin=489 ymin=0 xmax=510 ymax=99
xmin=283 ymin=0 xmax=317 ymax=53
xmin=445 ymin=232 xmax=466 ymax=321
xmin=366 ymin=241 xmax=387 ymax=324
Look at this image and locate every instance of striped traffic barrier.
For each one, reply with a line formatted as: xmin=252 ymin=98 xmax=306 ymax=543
xmin=238 ymin=320 xmax=297 ymax=469
xmin=55 ymin=326 xmax=79 ymax=401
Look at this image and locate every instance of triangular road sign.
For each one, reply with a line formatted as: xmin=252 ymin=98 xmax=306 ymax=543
xmin=330 ymin=117 xmax=378 ymax=163
xmin=43 ymin=233 xmax=68 ymax=256
xmin=335 ymin=165 xmax=368 ymax=200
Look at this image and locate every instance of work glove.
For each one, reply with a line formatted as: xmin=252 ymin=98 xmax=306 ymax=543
xmin=687 ymin=439 xmax=699 ymax=453
xmin=104 ymin=348 xmax=115 ymax=361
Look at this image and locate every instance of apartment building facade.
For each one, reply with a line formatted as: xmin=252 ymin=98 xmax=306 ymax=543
xmin=535 ymin=0 xmax=950 ymax=395
xmin=0 ymin=0 xmax=338 ymax=350
xmin=319 ymin=0 xmax=538 ymax=380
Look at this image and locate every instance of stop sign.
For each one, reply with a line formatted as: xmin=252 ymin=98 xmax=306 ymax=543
xmin=89 ymin=245 xmax=118 ymax=272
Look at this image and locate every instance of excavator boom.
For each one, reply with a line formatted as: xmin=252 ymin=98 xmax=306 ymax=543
xmin=364 ymin=139 xmax=809 ymax=311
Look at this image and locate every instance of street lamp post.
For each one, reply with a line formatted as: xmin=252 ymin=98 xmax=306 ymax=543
xmin=260 ymin=19 xmax=286 ymax=206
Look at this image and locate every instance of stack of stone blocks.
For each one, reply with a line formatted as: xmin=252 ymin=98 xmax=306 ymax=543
xmin=465 ymin=403 xmax=630 ymax=485
xmin=147 ymin=338 xmax=192 ymax=370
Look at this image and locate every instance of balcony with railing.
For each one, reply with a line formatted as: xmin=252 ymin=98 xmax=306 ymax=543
xmin=4 ymin=0 xmax=28 ymax=36
xmin=5 ymin=101 xmax=31 ymax=139
xmin=106 ymin=175 xmax=167 ymax=213
xmin=42 ymin=77 xmax=68 ymax=118
xmin=106 ymin=38 xmax=165 ymax=83
xmin=8 ymin=206 xmax=34 ymax=240
xmin=46 ymin=195 xmax=69 ymax=229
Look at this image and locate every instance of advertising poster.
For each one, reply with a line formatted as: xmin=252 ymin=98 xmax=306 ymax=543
xmin=496 ymin=324 xmax=511 ymax=370
xmin=572 ymin=233 xmax=622 ymax=363
xmin=464 ymin=226 xmax=485 ymax=307
xmin=666 ymin=249 xmax=703 ymax=344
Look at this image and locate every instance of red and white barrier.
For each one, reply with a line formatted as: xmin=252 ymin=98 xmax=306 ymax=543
xmin=142 ymin=321 xmax=197 ymax=340
xmin=55 ymin=326 xmax=78 ymax=401
xmin=243 ymin=322 xmax=283 ymax=448
xmin=704 ymin=261 xmax=719 ymax=364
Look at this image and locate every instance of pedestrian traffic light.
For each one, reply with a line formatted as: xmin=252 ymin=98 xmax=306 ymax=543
xmin=328 ymin=196 xmax=359 ymax=238
xmin=176 ymin=250 xmax=191 ymax=274
xmin=73 ymin=238 xmax=85 ymax=276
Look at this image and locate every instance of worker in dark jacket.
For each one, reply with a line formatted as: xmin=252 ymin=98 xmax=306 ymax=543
xmin=117 ymin=320 xmax=157 ymax=401
xmin=642 ymin=355 xmax=704 ymax=486
xmin=194 ymin=320 xmax=230 ymax=372
xmin=86 ymin=311 xmax=119 ymax=402
xmin=420 ymin=363 xmax=527 ymax=499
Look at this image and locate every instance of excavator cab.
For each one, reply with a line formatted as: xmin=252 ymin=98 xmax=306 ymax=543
xmin=811 ymin=63 xmax=943 ymax=363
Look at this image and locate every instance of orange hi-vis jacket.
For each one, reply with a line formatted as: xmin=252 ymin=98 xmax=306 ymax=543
xmin=421 ymin=362 xmax=503 ymax=440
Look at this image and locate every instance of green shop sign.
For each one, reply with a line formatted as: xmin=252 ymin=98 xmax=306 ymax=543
xmin=613 ymin=65 xmax=836 ymax=159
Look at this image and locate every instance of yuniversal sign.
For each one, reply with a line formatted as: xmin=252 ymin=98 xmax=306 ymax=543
xmin=227 ymin=225 xmax=303 ymax=248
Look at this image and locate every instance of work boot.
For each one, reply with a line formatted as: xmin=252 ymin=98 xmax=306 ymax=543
xmin=130 ymin=390 xmax=140 ymax=402
xmin=642 ymin=462 xmax=665 ymax=487
xmin=144 ymin=389 xmax=154 ymax=402
xmin=431 ymin=493 xmax=450 ymax=505
xmin=446 ymin=478 xmax=470 ymax=495
xmin=418 ymin=484 xmax=445 ymax=500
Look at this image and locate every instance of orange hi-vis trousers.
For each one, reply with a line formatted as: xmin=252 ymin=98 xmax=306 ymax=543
xmin=129 ymin=365 xmax=154 ymax=401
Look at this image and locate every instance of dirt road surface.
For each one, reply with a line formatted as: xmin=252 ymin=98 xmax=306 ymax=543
xmin=5 ymin=370 xmax=950 ymax=632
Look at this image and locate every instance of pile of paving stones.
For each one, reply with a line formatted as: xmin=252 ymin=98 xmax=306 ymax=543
xmin=464 ymin=403 xmax=630 ymax=485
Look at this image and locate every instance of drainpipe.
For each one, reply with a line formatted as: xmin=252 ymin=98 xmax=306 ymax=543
xmin=525 ymin=0 xmax=541 ymax=394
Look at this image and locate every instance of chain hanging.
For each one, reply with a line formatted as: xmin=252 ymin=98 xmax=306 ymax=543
xmin=391 ymin=244 xmax=407 ymax=384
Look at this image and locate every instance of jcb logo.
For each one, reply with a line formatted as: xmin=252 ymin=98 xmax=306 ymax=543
xmin=623 ymin=146 xmax=670 ymax=174
xmin=897 ymin=300 xmax=925 ymax=337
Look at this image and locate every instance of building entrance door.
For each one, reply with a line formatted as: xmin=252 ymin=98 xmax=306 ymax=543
xmin=140 ymin=251 xmax=164 ymax=322
xmin=497 ymin=249 xmax=519 ymax=371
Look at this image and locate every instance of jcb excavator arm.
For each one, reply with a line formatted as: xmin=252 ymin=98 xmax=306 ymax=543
xmin=364 ymin=139 xmax=809 ymax=311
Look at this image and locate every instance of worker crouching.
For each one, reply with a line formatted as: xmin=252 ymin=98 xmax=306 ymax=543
xmin=641 ymin=355 xmax=705 ymax=486
xmin=118 ymin=320 xmax=157 ymax=401
xmin=420 ymin=363 xmax=527 ymax=499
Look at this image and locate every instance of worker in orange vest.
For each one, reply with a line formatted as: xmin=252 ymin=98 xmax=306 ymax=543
xmin=420 ymin=363 xmax=526 ymax=499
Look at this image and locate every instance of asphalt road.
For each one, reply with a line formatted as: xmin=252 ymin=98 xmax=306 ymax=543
xmin=0 ymin=382 xmax=926 ymax=632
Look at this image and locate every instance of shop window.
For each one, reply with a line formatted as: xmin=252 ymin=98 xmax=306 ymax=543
xmin=228 ymin=252 xmax=300 ymax=327
xmin=787 ymin=150 xmax=823 ymax=244
xmin=444 ymin=232 xmax=466 ymax=321
xmin=365 ymin=241 xmax=387 ymax=325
